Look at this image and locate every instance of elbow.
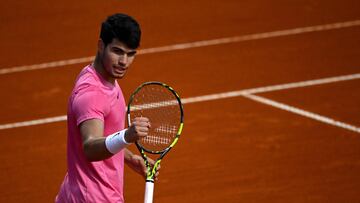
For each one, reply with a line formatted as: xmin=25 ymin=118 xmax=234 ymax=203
xmin=83 ymin=142 xmax=98 ymax=162
xmin=82 ymin=139 xmax=111 ymax=162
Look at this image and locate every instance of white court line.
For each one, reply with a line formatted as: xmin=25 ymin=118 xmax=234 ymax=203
xmin=0 ymin=72 xmax=359 ymax=131
xmin=181 ymin=73 xmax=360 ymax=103
xmin=243 ymin=94 xmax=360 ymax=134
xmin=0 ymin=116 xmax=67 ymax=130
xmin=1 ymin=19 xmax=360 ymax=75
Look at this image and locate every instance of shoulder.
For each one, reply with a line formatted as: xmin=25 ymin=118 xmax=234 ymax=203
xmin=74 ymin=66 xmax=102 ymax=93
xmin=70 ymin=87 xmax=109 ymax=125
xmin=70 ymin=67 xmax=110 ymax=114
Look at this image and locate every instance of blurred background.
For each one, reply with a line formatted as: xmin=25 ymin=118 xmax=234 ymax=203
xmin=1 ymin=0 xmax=360 ymax=202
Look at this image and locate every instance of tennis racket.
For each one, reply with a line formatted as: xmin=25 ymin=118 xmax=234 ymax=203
xmin=127 ymin=81 xmax=184 ymax=203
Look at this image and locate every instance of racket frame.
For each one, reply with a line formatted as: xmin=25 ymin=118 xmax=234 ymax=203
xmin=126 ymin=81 xmax=184 ymax=203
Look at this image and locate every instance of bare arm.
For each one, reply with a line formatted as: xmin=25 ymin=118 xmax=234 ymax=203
xmin=80 ymin=117 xmax=150 ymax=162
xmin=124 ymin=148 xmax=134 ymax=162
xmin=124 ymin=146 xmax=160 ymax=180
xmin=80 ymin=119 xmax=112 ymax=161
xmin=80 ymin=119 xmax=160 ymax=178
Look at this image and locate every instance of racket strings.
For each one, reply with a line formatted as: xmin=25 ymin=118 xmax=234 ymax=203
xmin=130 ymin=84 xmax=181 ymax=152
xmin=142 ymin=135 xmax=171 ymax=145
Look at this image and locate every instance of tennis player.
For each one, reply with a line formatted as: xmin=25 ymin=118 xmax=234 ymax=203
xmin=55 ymin=13 xmax=159 ymax=203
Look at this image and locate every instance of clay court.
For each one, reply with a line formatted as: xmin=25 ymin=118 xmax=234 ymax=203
xmin=1 ymin=0 xmax=360 ymax=202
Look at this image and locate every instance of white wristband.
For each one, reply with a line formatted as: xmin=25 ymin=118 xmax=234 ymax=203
xmin=105 ymin=129 xmax=130 ymax=154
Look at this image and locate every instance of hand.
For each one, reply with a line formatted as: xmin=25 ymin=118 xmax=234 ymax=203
xmin=125 ymin=117 xmax=151 ymax=143
xmin=127 ymin=154 xmax=161 ymax=181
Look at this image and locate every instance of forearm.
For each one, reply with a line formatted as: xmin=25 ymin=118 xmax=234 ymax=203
xmin=80 ymin=117 xmax=149 ymax=162
xmin=84 ymin=130 xmax=130 ymax=162
xmin=85 ymin=140 xmax=137 ymax=169
xmin=124 ymin=148 xmax=135 ymax=164
xmin=83 ymin=137 xmax=113 ymax=162
xmin=80 ymin=119 xmax=130 ymax=162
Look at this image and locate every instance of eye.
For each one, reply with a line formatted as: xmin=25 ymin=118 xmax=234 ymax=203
xmin=127 ymin=51 xmax=137 ymax=57
xmin=113 ymin=48 xmax=125 ymax=55
xmin=112 ymin=47 xmax=136 ymax=57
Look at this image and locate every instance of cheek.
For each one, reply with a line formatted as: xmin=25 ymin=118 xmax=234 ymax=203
xmin=103 ymin=52 xmax=117 ymax=66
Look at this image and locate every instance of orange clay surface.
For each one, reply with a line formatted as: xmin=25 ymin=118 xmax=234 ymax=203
xmin=0 ymin=0 xmax=360 ymax=202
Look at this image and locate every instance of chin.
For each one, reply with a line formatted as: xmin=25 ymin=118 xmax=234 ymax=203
xmin=114 ymin=74 xmax=125 ymax=79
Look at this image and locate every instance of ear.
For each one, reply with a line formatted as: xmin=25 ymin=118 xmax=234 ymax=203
xmin=97 ymin=39 xmax=105 ymax=54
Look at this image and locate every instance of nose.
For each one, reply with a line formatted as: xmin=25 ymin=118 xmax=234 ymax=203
xmin=119 ymin=54 xmax=128 ymax=65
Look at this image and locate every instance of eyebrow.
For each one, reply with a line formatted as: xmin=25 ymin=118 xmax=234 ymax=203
xmin=113 ymin=47 xmax=137 ymax=55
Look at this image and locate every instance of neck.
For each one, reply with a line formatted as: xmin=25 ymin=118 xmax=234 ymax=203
xmin=93 ymin=53 xmax=115 ymax=85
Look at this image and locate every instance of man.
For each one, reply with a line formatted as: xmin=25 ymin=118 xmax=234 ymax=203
xmin=56 ymin=13 xmax=158 ymax=203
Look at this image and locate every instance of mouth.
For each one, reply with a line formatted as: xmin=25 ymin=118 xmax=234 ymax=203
xmin=114 ymin=66 xmax=126 ymax=74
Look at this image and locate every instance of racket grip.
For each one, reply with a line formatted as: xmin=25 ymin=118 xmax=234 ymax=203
xmin=144 ymin=181 xmax=154 ymax=203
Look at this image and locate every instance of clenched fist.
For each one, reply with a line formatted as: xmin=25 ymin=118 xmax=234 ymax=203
xmin=124 ymin=117 xmax=151 ymax=143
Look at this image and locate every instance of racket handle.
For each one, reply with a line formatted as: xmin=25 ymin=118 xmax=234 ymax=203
xmin=144 ymin=181 xmax=154 ymax=203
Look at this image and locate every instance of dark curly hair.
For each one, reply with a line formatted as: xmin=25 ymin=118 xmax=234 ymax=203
xmin=100 ymin=13 xmax=141 ymax=49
